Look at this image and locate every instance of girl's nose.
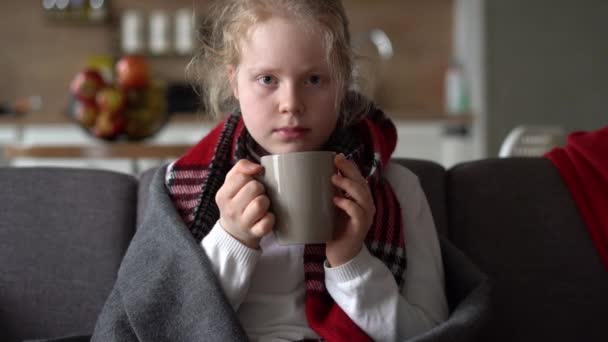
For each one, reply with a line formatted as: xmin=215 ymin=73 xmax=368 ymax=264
xmin=279 ymin=83 xmax=305 ymax=115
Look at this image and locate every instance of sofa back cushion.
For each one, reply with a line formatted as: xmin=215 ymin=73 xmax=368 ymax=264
xmin=447 ymin=158 xmax=608 ymax=341
xmin=393 ymin=158 xmax=448 ymax=236
xmin=0 ymin=168 xmax=138 ymax=342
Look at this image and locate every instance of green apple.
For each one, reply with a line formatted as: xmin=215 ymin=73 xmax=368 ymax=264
xmin=96 ymin=87 xmax=126 ymax=114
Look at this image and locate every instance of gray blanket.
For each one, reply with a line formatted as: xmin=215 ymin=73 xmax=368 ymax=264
xmin=84 ymin=167 xmax=490 ymax=342
xmin=90 ymin=166 xmax=248 ymax=341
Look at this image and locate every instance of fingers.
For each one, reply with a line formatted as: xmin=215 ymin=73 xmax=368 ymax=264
xmin=241 ymin=194 xmax=271 ymax=228
xmin=332 ymin=154 xmax=373 ymax=210
xmin=234 ymin=159 xmax=264 ymax=175
xmin=332 ymin=173 xmax=370 ymax=206
xmin=331 ymin=154 xmax=375 ymax=229
xmin=232 ymin=178 xmax=266 ymax=207
xmin=250 ymin=212 xmax=275 ymax=238
xmin=332 ymin=190 xmax=376 ymax=241
xmin=217 ymin=170 xmax=268 ymax=230
xmin=216 ymin=159 xmax=263 ymax=203
xmin=333 ymin=196 xmax=367 ymax=228
xmin=214 ymin=159 xmax=274 ymax=248
xmin=334 ymin=153 xmax=367 ymax=185
xmin=332 ymin=175 xmax=375 ymax=228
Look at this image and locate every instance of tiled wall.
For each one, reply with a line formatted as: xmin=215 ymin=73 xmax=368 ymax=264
xmin=0 ymin=0 xmax=452 ymax=122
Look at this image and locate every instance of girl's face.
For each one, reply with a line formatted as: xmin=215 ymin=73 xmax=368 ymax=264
xmin=228 ymin=17 xmax=340 ymax=155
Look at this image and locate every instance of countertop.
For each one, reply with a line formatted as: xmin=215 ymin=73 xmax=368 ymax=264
xmin=0 ymin=111 xmax=474 ymax=126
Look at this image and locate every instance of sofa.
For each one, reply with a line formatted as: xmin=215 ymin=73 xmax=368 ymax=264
xmin=1 ymin=157 xmax=607 ymax=341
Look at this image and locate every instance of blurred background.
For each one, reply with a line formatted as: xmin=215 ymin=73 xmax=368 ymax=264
xmin=0 ymin=0 xmax=606 ymax=174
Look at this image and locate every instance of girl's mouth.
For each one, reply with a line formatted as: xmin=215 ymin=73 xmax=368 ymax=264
xmin=274 ymin=126 xmax=310 ymax=140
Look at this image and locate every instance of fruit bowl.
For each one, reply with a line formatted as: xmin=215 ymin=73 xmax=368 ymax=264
xmin=68 ymin=56 xmax=168 ymax=142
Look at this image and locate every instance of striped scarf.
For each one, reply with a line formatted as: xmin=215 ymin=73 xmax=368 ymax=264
xmin=165 ymin=107 xmax=405 ymax=341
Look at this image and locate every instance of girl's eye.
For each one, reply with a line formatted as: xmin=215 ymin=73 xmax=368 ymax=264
xmin=308 ymin=75 xmax=322 ymax=85
xmin=258 ymin=75 xmax=276 ymax=86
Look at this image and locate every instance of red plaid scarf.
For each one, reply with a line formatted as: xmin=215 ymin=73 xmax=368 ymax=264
xmin=166 ymin=108 xmax=405 ymax=341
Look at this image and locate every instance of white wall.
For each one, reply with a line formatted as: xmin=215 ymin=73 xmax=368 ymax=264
xmin=484 ymin=0 xmax=608 ymax=155
xmin=454 ymin=0 xmax=486 ymax=159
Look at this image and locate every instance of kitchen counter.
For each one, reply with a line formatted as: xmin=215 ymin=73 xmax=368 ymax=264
xmin=0 ymin=111 xmax=215 ymax=125
xmin=0 ymin=111 xmax=473 ymax=125
xmin=0 ymin=110 xmax=476 ymax=173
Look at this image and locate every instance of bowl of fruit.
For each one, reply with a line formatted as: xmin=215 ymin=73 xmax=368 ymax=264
xmin=68 ymin=55 xmax=168 ymax=141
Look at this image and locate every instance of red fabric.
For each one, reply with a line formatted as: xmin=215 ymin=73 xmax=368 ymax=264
xmin=177 ymin=117 xmax=245 ymax=167
xmin=306 ymin=294 xmax=372 ymax=342
xmin=361 ymin=113 xmax=397 ymax=166
xmin=545 ymin=126 xmax=608 ymax=271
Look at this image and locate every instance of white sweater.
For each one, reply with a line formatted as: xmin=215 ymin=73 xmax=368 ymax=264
xmin=202 ymin=162 xmax=448 ymax=341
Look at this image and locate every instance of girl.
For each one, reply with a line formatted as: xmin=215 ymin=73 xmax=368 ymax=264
xmin=92 ymin=0 xmax=448 ymax=341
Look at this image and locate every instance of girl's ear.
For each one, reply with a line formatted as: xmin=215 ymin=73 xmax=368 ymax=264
xmin=226 ymin=65 xmax=239 ymax=99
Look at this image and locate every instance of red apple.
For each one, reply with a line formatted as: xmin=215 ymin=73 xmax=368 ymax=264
xmin=94 ymin=111 xmax=126 ymax=139
xmin=96 ymin=87 xmax=126 ymax=114
xmin=73 ymin=100 xmax=99 ymax=128
xmin=70 ymin=69 xmax=105 ymax=102
xmin=115 ymin=55 xmax=150 ymax=89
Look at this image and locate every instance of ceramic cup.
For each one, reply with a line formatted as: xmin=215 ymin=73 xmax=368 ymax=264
xmin=259 ymin=151 xmax=337 ymax=245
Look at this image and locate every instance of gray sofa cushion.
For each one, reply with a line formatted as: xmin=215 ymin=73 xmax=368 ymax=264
xmin=447 ymin=158 xmax=608 ymax=341
xmin=393 ymin=158 xmax=448 ymax=236
xmin=0 ymin=168 xmax=137 ymax=342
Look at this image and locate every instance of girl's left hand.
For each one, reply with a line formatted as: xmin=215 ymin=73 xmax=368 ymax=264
xmin=326 ymin=153 xmax=376 ymax=267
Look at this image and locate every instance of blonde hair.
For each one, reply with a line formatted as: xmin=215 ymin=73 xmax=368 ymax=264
xmin=187 ymin=0 xmax=370 ymax=124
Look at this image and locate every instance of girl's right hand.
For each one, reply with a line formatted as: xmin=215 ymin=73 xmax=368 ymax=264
xmin=215 ymin=159 xmax=275 ymax=249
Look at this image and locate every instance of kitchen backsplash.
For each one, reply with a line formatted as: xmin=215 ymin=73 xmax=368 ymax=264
xmin=0 ymin=0 xmax=452 ymax=121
